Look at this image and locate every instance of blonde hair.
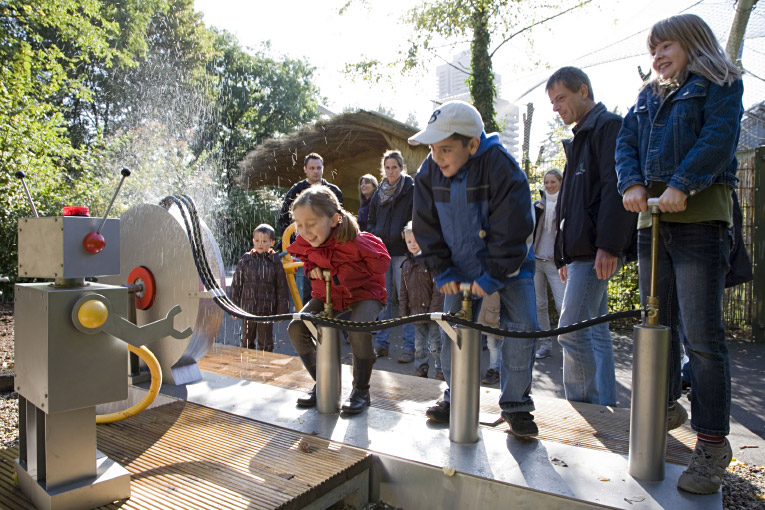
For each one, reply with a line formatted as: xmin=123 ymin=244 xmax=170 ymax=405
xmin=402 ymin=220 xmax=413 ymax=236
xmin=647 ymin=14 xmax=741 ymax=90
xmin=380 ymin=149 xmax=407 ymax=181
xmin=358 ymin=173 xmax=378 ymax=202
xmin=291 ymin=185 xmax=359 ymax=243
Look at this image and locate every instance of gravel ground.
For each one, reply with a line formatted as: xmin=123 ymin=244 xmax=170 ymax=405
xmin=1 ymin=302 xmax=763 ymax=508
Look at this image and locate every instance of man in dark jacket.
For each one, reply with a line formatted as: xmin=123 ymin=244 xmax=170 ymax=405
xmin=277 ymin=153 xmax=343 ymax=306
xmin=546 ymin=67 xmax=637 ymax=407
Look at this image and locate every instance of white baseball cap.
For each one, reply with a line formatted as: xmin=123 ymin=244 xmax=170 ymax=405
xmin=408 ymin=100 xmax=484 ymax=146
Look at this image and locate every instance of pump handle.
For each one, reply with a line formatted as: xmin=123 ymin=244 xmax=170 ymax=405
xmin=14 ymin=171 xmax=39 ymax=218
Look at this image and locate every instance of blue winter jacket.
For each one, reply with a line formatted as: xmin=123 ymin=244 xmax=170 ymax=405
xmin=412 ymin=132 xmax=535 ymax=296
xmin=616 ymin=74 xmax=744 ymax=196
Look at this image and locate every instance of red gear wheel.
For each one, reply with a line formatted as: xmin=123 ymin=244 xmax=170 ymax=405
xmin=127 ymin=266 xmax=156 ymax=310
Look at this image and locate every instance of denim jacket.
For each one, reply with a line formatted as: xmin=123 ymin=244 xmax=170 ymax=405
xmin=615 ymin=74 xmax=744 ymax=196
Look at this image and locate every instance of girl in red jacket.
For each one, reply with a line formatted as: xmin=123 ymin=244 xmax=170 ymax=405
xmin=287 ymin=185 xmax=390 ymax=414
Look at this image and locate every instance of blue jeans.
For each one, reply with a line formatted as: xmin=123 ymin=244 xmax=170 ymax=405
xmin=439 ymin=275 xmax=537 ymax=413
xmin=414 ymin=323 xmax=442 ymax=371
xmin=638 ymin=222 xmax=730 ymax=436
xmin=375 ymin=255 xmax=415 ymax=352
xmin=558 ymin=259 xmax=620 ymax=406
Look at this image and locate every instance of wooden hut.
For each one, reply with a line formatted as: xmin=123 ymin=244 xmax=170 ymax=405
xmin=237 ymin=110 xmax=430 ymax=211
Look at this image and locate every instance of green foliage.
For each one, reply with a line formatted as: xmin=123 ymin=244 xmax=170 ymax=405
xmin=197 ymin=32 xmax=320 ymax=190
xmin=608 ymin=261 xmax=640 ymax=312
xmin=343 ymin=0 xmax=590 ymax=135
xmin=0 ymin=0 xmax=323 ymax=293
xmin=210 ymin=186 xmax=286 ymax=267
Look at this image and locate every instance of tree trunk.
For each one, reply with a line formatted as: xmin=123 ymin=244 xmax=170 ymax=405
xmin=725 ymin=0 xmax=758 ymax=64
xmin=470 ymin=5 xmax=498 ymax=133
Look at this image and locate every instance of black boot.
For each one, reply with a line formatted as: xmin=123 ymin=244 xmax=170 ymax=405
xmin=296 ymin=351 xmax=317 ymax=408
xmin=342 ymin=356 xmax=375 ymax=414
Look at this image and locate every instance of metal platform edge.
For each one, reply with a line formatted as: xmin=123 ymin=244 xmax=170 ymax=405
xmin=151 ymin=370 xmax=721 ymax=510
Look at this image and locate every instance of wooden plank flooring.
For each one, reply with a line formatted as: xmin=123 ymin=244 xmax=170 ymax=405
xmin=199 ymin=344 xmax=697 ymax=465
xmin=1 ymin=401 xmax=371 ymax=510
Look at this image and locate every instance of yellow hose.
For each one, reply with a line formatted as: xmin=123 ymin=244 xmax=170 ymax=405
xmin=281 ymin=223 xmax=304 ymax=310
xmin=96 ymin=344 xmax=162 ymax=424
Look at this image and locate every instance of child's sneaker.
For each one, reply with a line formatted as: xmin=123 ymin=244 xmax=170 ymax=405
xmin=667 ymin=402 xmax=688 ymax=431
xmin=434 ymin=371 xmax=445 ymax=381
xmin=501 ymin=411 xmax=539 ymax=438
xmin=482 ymin=368 xmax=499 ymax=385
xmin=535 ymin=344 xmax=551 ymax=359
xmin=677 ymin=438 xmax=732 ymax=494
xmin=415 ymin=365 xmax=428 ymax=378
xmin=425 ymin=400 xmax=450 ymax=423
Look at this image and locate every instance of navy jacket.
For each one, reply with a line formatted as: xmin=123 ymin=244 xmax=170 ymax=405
xmin=412 ymin=133 xmax=534 ymax=295
xmin=555 ymin=103 xmax=637 ymax=267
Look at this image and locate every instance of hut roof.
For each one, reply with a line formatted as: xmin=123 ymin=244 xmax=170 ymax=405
xmin=237 ymin=109 xmax=430 ymax=210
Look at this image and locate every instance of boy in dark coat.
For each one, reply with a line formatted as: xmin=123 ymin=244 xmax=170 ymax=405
xmin=231 ymin=224 xmax=289 ymax=351
xmin=399 ymin=222 xmax=444 ymax=379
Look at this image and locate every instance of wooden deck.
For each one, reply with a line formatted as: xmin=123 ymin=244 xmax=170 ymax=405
xmin=199 ymin=344 xmax=698 ymax=466
xmin=0 ymin=343 xmax=698 ymax=509
xmin=1 ymin=401 xmax=371 ymax=510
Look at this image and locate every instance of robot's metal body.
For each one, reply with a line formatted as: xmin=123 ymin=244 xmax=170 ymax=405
xmin=14 ymin=213 xmax=191 ymax=510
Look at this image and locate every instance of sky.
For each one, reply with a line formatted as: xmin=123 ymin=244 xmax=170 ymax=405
xmin=193 ymin=0 xmax=762 ymax=159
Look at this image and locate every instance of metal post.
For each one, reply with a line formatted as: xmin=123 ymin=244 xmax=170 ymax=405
xmin=449 ymin=284 xmax=480 ymax=443
xmin=628 ymin=198 xmax=671 ymax=481
xmin=316 ymin=270 xmax=341 ymax=414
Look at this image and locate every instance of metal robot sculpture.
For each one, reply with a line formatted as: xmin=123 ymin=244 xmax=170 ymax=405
xmin=13 ymin=169 xmax=192 ymax=510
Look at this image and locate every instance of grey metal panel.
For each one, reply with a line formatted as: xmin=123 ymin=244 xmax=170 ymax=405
xmin=62 ymin=217 xmax=120 ymax=278
xmin=17 ymin=217 xmax=120 ymax=279
xmin=100 ymin=203 xmax=224 ymax=385
xmin=44 ymin=407 xmax=96 ymax=491
xmin=14 ymin=283 xmax=128 ymax=413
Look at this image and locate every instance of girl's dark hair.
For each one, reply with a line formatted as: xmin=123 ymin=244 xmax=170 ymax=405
xmin=647 ymin=14 xmax=741 ymax=88
xmin=291 ymin=186 xmax=359 ymax=243
xmin=358 ymin=173 xmax=379 ymax=203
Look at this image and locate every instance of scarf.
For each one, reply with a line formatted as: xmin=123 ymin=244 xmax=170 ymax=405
xmin=378 ymin=176 xmax=404 ymax=206
xmin=543 ymin=190 xmax=559 ymax=234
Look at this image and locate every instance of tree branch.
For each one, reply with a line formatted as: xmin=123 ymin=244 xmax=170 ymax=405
xmin=489 ymin=0 xmax=593 ymax=59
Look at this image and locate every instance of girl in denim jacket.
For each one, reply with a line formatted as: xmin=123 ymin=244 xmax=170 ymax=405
xmin=615 ymin=14 xmax=743 ymax=495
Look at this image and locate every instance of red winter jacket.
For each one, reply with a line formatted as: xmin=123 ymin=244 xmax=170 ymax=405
xmin=288 ymin=231 xmax=390 ymax=311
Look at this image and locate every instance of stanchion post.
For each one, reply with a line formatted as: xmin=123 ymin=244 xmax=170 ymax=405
xmin=316 ymin=270 xmax=341 ymax=414
xmin=628 ymin=198 xmax=671 ymax=481
xmin=449 ymin=284 xmax=480 ymax=443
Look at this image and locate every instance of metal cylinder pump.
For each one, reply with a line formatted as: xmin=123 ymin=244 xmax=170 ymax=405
xmin=628 ymin=198 xmax=672 ymax=482
xmin=314 ymin=270 xmax=342 ymax=413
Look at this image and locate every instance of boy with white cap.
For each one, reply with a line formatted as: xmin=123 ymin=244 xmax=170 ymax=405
xmin=409 ymin=100 xmax=539 ymax=437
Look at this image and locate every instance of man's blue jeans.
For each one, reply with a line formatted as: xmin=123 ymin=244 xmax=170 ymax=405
xmin=638 ymin=222 xmax=730 ymax=436
xmin=375 ymin=255 xmax=415 ymax=352
xmin=558 ymin=259 xmax=621 ymax=406
xmin=439 ymin=275 xmax=537 ymax=413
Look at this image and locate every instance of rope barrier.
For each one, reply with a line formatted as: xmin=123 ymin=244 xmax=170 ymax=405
xmin=164 ymin=195 xmax=643 ymax=340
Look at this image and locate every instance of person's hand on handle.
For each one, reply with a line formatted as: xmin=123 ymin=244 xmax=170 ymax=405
xmin=439 ymin=281 xmax=461 ymax=295
xmin=308 ymin=267 xmax=325 ymax=279
xmin=622 ymin=184 xmax=648 ymax=213
xmin=471 ymin=281 xmax=488 ymax=297
xmin=658 ymin=186 xmax=688 ymax=213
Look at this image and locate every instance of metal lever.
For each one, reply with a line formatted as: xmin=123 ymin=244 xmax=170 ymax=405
xmin=97 ymin=168 xmax=131 ymax=235
xmin=14 ymin=171 xmax=39 ymax=218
